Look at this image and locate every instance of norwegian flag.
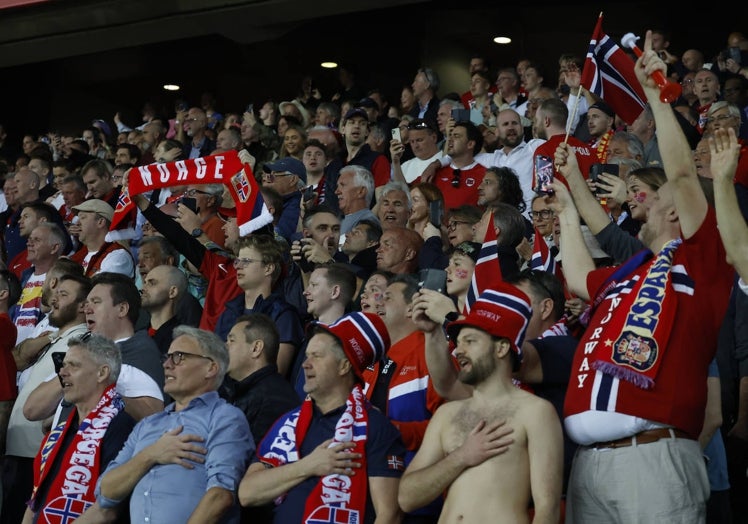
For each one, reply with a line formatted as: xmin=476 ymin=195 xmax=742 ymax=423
xmin=530 ymin=227 xmax=559 ymax=277
xmin=307 ymin=505 xmax=360 ymax=524
xmin=580 ymin=12 xmax=646 ymax=125
xmin=465 ymin=211 xmax=503 ymax=315
xmin=43 ymin=495 xmax=91 ymax=524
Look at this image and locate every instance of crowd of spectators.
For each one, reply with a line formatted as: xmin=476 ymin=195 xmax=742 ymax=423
xmin=0 ymin=27 xmax=745 ymax=524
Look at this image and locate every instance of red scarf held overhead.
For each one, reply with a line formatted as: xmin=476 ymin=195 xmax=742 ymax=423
xmin=30 ymin=384 xmax=124 ymax=521
xmin=111 ymin=150 xmax=273 ymax=236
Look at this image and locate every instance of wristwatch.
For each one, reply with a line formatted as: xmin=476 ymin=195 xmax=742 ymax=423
xmin=190 ymin=228 xmax=203 ymax=238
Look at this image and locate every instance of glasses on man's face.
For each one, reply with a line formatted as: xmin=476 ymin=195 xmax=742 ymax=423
xmin=531 ymin=209 xmax=554 ymax=220
xmin=185 ymin=188 xmax=211 ymax=197
xmin=263 ymin=172 xmax=293 ymax=183
xmin=447 ymin=220 xmax=472 ymax=231
xmin=451 ymin=169 xmax=462 ymax=188
xmin=706 ymin=114 xmax=735 ymax=124
xmin=232 ymin=257 xmax=262 ymax=269
xmin=161 ymin=351 xmax=214 ymax=366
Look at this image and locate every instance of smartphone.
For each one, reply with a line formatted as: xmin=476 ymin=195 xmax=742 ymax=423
xmin=728 ymin=47 xmax=742 ymax=65
xmin=429 ymin=200 xmax=443 ymax=228
xmin=451 ymin=108 xmax=471 ymax=122
xmin=391 ymin=127 xmax=402 ymax=143
xmin=52 ymin=352 xmax=66 ymax=374
xmin=246 ymin=103 xmax=254 ymax=114
xmin=534 ymin=155 xmax=555 ymax=195
xmin=418 ymin=268 xmax=447 ymax=293
xmin=589 ymin=163 xmax=619 ymax=194
xmin=176 ymin=101 xmax=188 ymax=112
xmin=180 ymin=197 xmax=199 ymax=214
xmin=303 ymin=185 xmax=316 ymax=203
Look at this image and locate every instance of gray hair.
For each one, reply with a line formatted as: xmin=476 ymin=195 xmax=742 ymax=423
xmin=439 ymin=99 xmax=464 ymax=111
xmin=138 ymin=236 xmax=179 ymax=266
xmin=492 ymin=203 xmax=526 ymax=249
xmin=340 ymin=165 xmax=375 ymax=207
xmin=609 ymin=131 xmax=644 ymax=161
xmin=380 ymin=181 xmax=412 ymax=211
xmin=317 ymin=102 xmax=341 ymax=122
xmin=68 ymin=334 xmax=122 ymax=383
xmin=172 ymin=325 xmax=229 ymax=386
xmin=707 ymin=100 xmax=742 ymax=120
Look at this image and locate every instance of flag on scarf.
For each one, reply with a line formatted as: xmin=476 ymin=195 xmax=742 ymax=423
xmin=111 ymin=150 xmax=272 ymax=236
xmin=465 ymin=211 xmax=503 ymax=314
xmin=580 ymin=12 xmax=646 ymax=125
xmin=530 ymin=227 xmax=559 ymax=277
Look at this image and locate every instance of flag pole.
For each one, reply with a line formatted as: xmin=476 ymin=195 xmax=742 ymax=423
xmin=563 ymin=87 xmax=583 ymax=144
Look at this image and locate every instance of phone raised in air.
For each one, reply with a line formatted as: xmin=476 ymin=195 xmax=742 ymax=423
xmin=589 ymin=163 xmax=619 ymax=195
xmin=180 ymin=197 xmax=199 ymax=214
xmin=391 ymin=127 xmax=402 ymax=143
xmin=429 ymin=200 xmax=443 ymax=228
xmin=534 ymin=155 xmax=555 ymax=195
xmin=418 ymin=268 xmax=447 ymax=294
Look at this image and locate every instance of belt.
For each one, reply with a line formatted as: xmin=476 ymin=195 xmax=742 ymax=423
xmin=588 ymin=428 xmax=690 ymax=449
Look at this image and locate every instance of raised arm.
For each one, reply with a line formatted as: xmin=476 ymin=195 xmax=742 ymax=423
xmin=411 ymin=289 xmax=472 ymax=400
xmin=635 ymin=30 xmax=706 ymax=239
xmin=545 ymin=181 xmax=595 ymax=300
xmin=710 ymin=127 xmax=748 ymax=278
xmin=553 ymin=143 xmax=611 ymax=235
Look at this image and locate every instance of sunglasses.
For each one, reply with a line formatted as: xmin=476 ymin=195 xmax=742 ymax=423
xmin=451 ymin=169 xmax=461 ymax=188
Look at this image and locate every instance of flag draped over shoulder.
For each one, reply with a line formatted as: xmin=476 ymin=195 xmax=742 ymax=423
xmin=580 ymin=13 xmax=646 ymax=125
xmin=112 ymin=150 xmax=273 ymax=236
xmin=465 ymin=211 xmax=503 ymax=315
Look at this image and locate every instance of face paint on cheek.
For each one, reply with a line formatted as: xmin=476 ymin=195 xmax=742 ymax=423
xmin=454 ymin=268 xmax=470 ymax=279
xmin=634 ymin=192 xmax=647 ymax=203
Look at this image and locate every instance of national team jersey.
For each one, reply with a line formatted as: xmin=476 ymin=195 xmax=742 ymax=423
xmin=533 ymin=135 xmax=596 ymax=191
xmin=564 ymin=209 xmax=732 ymax=442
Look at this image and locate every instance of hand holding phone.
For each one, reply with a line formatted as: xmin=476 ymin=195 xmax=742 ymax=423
xmin=418 ymin=268 xmax=447 ymax=293
xmin=429 ymin=200 xmax=444 ymax=228
xmin=534 ymin=155 xmax=555 ymax=195
xmin=589 ymin=163 xmax=619 ymax=195
xmin=180 ymin=197 xmax=199 ymax=214
xmin=391 ymin=128 xmax=402 ymax=143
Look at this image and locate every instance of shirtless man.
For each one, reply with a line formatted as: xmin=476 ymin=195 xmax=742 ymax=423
xmin=400 ymin=283 xmax=563 ymax=523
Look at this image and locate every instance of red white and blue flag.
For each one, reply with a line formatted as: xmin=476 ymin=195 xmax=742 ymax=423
xmin=465 ymin=211 xmax=503 ymax=314
xmin=111 ymin=150 xmax=272 ymax=236
xmin=530 ymin=227 xmax=560 ymax=278
xmin=580 ymin=12 xmax=646 ymax=125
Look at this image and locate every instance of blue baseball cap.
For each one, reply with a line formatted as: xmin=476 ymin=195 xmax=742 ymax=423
xmin=263 ymin=157 xmax=307 ymax=183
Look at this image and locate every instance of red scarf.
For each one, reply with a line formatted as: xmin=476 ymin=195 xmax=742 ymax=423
xmin=111 ymin=150 xmax=273 ymax=236
xmin=589 ymin=238 xmax=681 ymax=389
xmin=30 ymin=384 xmax=123 ymax=520
xmin=259 ymin=385 xmax=369 ymax=523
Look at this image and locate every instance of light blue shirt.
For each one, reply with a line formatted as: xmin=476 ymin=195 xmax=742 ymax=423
xmin=97 ymin=391 xmax=253 ymax=524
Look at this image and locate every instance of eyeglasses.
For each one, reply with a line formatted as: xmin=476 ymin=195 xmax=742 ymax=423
xmin=161 ymin=351 xmax=214 ymax=366
xmin=530 ymin=209 xmax=554 ymax=220
xmin=447 ymin=220 xmax=472 ymax=231
xmin=451 ymin=169 xmax=461 ymax=188
xmin=706 ymin=114 xmax=735 ymax=124
xmin=232 ymin=257 xmax=263 ymax=268
xmin=263 ymin=172 xmax=293 ymax=182
xmin=185 ymin=188 xmax=212 ymax=197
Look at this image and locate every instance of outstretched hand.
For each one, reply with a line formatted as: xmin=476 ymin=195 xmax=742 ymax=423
xmin=709 ymin=128 xmax=741 ymax=182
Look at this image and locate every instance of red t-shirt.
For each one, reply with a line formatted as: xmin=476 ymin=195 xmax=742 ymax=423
xmin=198 ymin=249 xmax=242 ymax=331
xmin=564 ymin=209 xmax=733 ymax=440
xmin=533 ymin=134 xmax=596 ymax=191
xmin=420 ymin=163 xmax=487 ymax=209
